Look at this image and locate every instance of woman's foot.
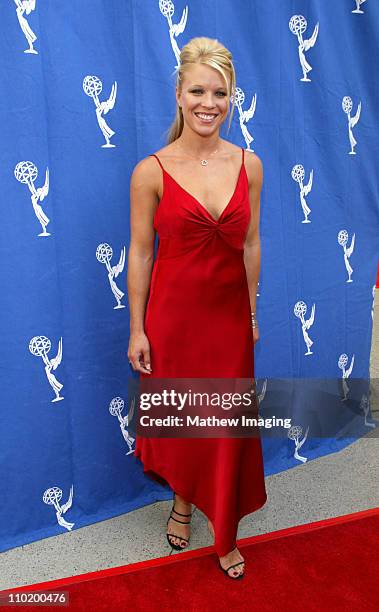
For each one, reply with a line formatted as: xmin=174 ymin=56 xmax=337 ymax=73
xmin=166 ymin=494 xmax=192 ymax=549
xmin=207 ymin=519 xmax=245 ymax=578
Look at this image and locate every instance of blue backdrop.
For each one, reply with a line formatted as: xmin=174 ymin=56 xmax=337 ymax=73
xmin=0 ymin=0 xmax=378 ymax=553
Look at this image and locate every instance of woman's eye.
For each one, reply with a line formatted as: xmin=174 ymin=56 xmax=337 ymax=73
xmin=191 ymin=90 xmax=226 ymax=96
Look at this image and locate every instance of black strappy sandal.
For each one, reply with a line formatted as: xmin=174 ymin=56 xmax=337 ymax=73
xmin=218 ymin=547 xmax=245 ymax=580
xmin=208 ymin=521 xmax=245 ymax=579
xmin=166 ymin=502 xmax=194 ymax=553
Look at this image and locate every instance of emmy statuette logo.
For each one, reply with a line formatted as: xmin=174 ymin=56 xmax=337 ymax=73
xmin=291 ymin=164 xmax=314 ymax=223
xmin=83 ymin=76 xmax=117 ymax=148
xmin=14 ymin=0 xmax=38 ymax=54
xmin=29 ymin=336 xmax=64 ymax=402
xmin=253 ymin=378 xmax=267 ymax=420
xmin=289 ymin=15 xmax=319 ymax=82
xmin=109 ymin=396 xmax=136 ymax=456
xmin=231 ymin=87 xmax=257 ymax=152
xmin=43 ymin=485 xmax=74 ymax=531
xmin=352 ymin=0 xmax=367 ymax=13
xmin=288 ymin=425 xmax=309 ymax=463
xmin=361 ymin=394 xmax=376 ymax=429
xmin=342 ymin=97 xmax=361 ymax=155
xmin=159 ymin=0 xmax=188 ymax=70
xmin=257 ymin=378 xmax=267 ymax=405
xmin=14 ymin=161 xmax=50 ymax=236
xmin=338 ymin=353 xmax=355 ymax=401
xmin=294 ymin=301 xmax=316 ymax=356
xmin=338 ymin=229 xmax=355 ymax=283
xmin=96 ymin=243 xmax=126 ymax=309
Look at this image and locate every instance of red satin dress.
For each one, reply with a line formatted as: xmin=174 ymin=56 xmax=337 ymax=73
xmin=134 ymin=147 xmax=267 ymax=557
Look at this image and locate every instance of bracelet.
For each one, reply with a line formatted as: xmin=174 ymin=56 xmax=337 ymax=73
xmin=251 ymin=311 xmax=258 ymax=329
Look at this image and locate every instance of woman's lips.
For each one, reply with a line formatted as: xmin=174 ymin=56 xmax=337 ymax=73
xmin=193 ymin=112 xmax=218 ymax=123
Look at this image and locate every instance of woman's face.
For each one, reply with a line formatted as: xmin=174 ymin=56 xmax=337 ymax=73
xmin=176 ymin=63 xmax=230 ymax=135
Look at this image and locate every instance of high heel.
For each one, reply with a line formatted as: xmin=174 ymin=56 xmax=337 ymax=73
xmin=218 ymin=547 xmax=245 ymax=580
xmin=207 ymin=520 xmax=245 ymax=579
xmin=166 ymin=501 xmax=194 ymax=552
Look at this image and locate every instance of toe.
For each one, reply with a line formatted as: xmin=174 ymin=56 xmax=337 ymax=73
xmin=237 ymin=563 xmax=245 ymax=576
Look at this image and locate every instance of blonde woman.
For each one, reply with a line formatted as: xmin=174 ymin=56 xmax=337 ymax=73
xmin=128 ymin=37 xmax=266 ymax=580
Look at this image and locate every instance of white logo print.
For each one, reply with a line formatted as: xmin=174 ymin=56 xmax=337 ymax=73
xmin=288 ymin=425 xmax=309 ymax=463
xmin=342 ymin=97 xmax=361 ymax=155
xmin=361 ymin=394 xmax=376 ymax=429
xmin=159 ymin=0 xmax=188 ymax=70
xmin=83 ymin=76 xmax=117 ymax=148
xmin=14 ymin=0 xmax=38 ymax=55
xmin=338 ymin=353 xmax=355 ymax=400
xmin=29 ymin=336 xmax=64 ymax=402
xmin=231 ymin=87 xmax=257 ymax=152
xmin=96 ymin=243 xmax=126 ymax=309
xmin=43 ymin=486 xmax=74 ymax=531
xmin=291 ymin=164 xmax=314 ymax=223
xmin=14 ymin=161 xmax=50 ymax=236
xmin=352 ymin=0 xmax=367 ymax=14
xmin=338 ymin=230 xmax=355 ymax=283
xmin=253 ymin=378 xmax=267 ymax=419
xmin=294 ymin=301 xmax=315 ymax=356
xmin=256 ymin=378 xmax=267 ymax=405
xmin=289 ymin=15 xmax=319 ymax=82
xmin=109 ymin=396 xmax=136 ymax=455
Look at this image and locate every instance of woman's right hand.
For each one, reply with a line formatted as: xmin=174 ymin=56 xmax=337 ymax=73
xmin=127 ymin=331 xmax=152 ymax=374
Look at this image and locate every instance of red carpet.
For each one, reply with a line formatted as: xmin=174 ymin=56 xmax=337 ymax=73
xmin=1 ymin=508 xmax=378 ymax=612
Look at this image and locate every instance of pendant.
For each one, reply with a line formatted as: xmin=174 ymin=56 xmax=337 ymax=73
xmin=201 ymin=159 xmax=208 ymax=166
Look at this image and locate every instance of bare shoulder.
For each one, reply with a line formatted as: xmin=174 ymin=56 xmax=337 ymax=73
xmin=131 ymin=154 xmax=159 ymax=183
xmin=244 ymin=150 xmax=263 ymax=188
xmin=130 ymin=154 xmax=162 ymax=199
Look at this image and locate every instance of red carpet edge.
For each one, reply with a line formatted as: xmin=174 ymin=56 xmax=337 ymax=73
xmin=2 ymin=507 xmax=378 ymax=594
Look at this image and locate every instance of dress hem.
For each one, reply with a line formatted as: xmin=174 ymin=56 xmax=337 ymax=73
xmin=134 ymin=448 xmax=267 ymax=557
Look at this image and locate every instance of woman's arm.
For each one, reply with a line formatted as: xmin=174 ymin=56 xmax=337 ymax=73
xmin=243 ymin=152 xmax=263 ymax=343
xmin=127 ymin=157 xmax=160 ymax=372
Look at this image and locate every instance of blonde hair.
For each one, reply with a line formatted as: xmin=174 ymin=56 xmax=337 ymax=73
xmin=165 ymin=37 xmax=236 ymax=144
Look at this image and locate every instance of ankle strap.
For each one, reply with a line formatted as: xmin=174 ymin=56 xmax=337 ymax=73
xmin=169 ymin=514 xmax=191 ymax=524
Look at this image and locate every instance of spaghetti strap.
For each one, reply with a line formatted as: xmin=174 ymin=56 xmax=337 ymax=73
xmin=241 ymin=147 xmax=245 ymax=164
xmin=149 ymin=154 xmax=165 ymax=172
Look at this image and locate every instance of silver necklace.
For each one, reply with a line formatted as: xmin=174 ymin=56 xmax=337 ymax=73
xmin=175 ymin=141 xmax=221 ymax=166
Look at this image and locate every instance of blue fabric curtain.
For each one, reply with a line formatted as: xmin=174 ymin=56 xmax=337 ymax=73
xmin=1 ymin=0 xmax=378 ymax=552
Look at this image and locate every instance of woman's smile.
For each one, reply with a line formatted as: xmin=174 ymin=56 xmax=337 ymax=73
xmin=193 ymin=111 xmax=219 ymax=124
